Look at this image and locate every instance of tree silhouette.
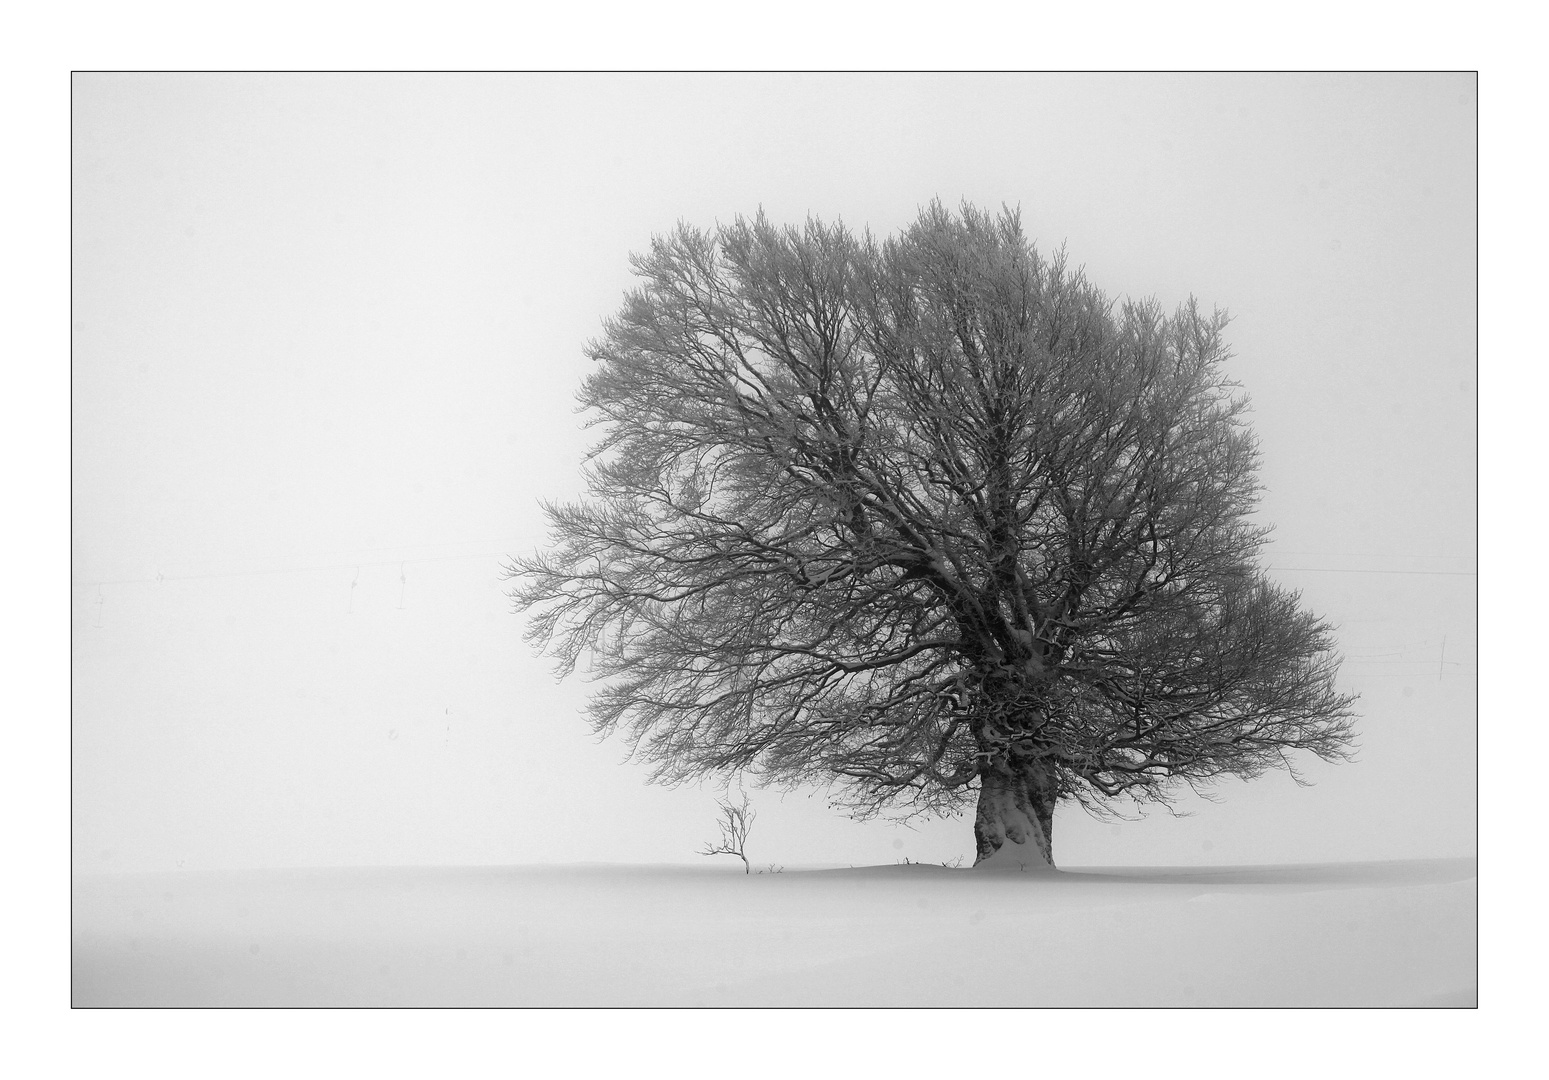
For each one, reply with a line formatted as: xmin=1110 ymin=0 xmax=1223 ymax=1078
xmin=509 ymin=201 xmax=1357 ymax=869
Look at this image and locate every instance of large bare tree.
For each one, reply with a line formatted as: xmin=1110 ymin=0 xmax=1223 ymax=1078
xmin=509 ymin=201 xmax=1356 ymax=869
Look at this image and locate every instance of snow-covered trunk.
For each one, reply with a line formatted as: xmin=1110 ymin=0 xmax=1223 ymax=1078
xmin=973 ymin=756 xmax=1057 ymax=871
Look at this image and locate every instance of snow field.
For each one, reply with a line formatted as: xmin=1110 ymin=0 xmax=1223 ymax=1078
xmin=72 ymin=858 xmax=1475 ymax=1007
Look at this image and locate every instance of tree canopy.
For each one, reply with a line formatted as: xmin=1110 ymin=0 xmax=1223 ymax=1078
xmin=509 ymin=201 xmax=1357 ymax=866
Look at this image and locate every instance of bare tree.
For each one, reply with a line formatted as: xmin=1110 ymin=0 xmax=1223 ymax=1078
xmin=509 ymin=201 xmax=1357 ymax=870
xmin=699 ymin=796 xmax=755 ymax=873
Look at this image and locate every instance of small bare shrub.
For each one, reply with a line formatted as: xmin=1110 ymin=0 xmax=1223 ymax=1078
xmin=699 ymin=796 xmax=755 ymax=874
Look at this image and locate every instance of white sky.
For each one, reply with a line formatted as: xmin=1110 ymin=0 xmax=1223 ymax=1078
xmin=71 ymin=73 xmax=1477 ymax=875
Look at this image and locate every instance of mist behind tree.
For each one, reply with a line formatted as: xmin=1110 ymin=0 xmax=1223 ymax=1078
xmin=509 ymin=200 xmax=1357 ymax=869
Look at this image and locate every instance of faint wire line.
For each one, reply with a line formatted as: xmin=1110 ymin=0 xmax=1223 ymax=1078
xmin=70 ymin=532 xmax=537 ymax=583
xmin=1343 ymin=671 xmax=1478 ymax=678
xmin=72 ymin=556 xmax=1477 ymax=592
xmin=1267 ymin=566 xmax=1475 ymax=577
xmin=1342 ymin=659 xmax=1472 ymax=667
xmin=71 ymin=549 xmax=518 ymax=588
xmin=1269 ymin=550 xmax=1474 ymax=560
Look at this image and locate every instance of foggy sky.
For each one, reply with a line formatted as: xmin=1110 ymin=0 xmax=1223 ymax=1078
xmin=71 ymin=73 xmax=1477 ymax=873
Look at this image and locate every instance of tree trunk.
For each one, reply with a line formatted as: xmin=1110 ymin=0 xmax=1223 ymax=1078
xmin=973 ymin=756 xmax=1057 ymax=871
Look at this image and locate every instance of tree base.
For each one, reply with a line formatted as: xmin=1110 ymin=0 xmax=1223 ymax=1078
xmin=973 ymin=758 xmax=1057 ymax=870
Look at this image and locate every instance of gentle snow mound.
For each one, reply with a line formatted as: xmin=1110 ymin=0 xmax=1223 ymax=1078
xmin=973 ymin=839 xmax=1057 ymax=873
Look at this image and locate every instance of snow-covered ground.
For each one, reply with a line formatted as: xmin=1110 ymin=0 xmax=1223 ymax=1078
xmin=72 ymin=857 xmax=1475 ymax=1007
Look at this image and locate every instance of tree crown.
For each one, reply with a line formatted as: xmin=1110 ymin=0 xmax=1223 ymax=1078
xmin=510 ymin=201 xmax=1356 ymax=819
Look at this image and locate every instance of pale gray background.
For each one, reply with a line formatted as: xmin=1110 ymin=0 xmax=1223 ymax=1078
xmin=71 ymin=73 xmax=1476 ymax=874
